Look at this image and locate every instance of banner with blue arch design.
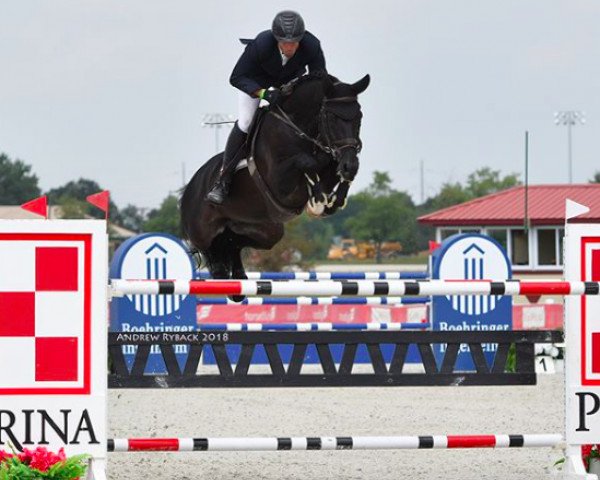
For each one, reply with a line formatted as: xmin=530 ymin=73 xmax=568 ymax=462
xmin=431 ymin=233 xmax=512 ymax=371
xmin=110 ymin=233 xmax=196 ymax=373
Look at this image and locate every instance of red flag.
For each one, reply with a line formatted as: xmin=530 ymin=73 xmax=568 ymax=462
xmin=20 ymin=195 xmax=48 ymax=219
xmin=86 ymin=190 xmax=110 ymax=219
xmin=428 ymin=240 xmax=441 ymax=253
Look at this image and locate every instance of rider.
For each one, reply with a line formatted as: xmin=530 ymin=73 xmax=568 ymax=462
xmin=206 ymin=10 xmax=327 ymax=205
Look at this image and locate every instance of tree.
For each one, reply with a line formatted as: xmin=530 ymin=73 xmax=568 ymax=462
xmin=590 ymin=172 xmax=600 ymax=183
xmin=46 ymin=178 xmax=119 ymax=219
xmin=143 ymin=195 xmax=180 ymax=236
xmin=56 ymin=196 xmax=90 ymax=219
xmin=465 ymin=167 xmax=520 ymax=198
xmin=419 ymin=182 xmax=470 ymax=213
xmin=321 ymin=192 xmax=368 ymax=238
xmin=343 ymin=172 xmax=418 ymax=261
xmin=346 ymin=194 xmax=416 ymax=261
xmin=366 ymin=171 xmax=394 ymax=197
xmin=0 ymin=153 xmax=41 ymax=204
xmin=46 ymin=178 xmax=104 ymax=202
xmin=247 ymin=214 xmax=335 ymax=270
xmin=118 ymin=205 xmax=147 ymax=233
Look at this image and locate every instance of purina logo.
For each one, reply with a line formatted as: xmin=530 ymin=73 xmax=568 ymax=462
xmin=118 ymin=235 xmax=194 ymax=316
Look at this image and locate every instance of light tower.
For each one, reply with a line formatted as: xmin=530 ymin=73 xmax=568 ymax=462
xmin=554 ymin=110 xmax=585 ymax=184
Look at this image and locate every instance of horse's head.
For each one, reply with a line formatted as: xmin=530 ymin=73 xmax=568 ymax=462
xmin=320 ymin=74 xmax=370 ymax=182
xmin=273 ymin=73 xmax=370 ymax=217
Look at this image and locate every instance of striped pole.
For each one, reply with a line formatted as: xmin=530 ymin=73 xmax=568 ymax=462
xmin=196 ymin=296 xmax=429 ymax=305
xmin=197 ymin=322 xmax=430 ymax=331
xmin=196 ymin=271 xmax=429 ymax=280
xmin=111 ymin=279 xmax=600 ymax=297
xmin=108 ymin=434 xmax=562 ymax=452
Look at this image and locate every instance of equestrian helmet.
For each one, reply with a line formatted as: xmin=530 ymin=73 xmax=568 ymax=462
xmin=271 ymin=10 xmax=305 ymax=43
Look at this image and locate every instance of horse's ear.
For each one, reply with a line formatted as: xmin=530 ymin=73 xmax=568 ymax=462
xmin=350 ymin=74 xmax=370 ymax=95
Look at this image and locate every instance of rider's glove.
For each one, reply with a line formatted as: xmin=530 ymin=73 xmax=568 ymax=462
xmin=260 ymin=88 xmax=282 ymax=106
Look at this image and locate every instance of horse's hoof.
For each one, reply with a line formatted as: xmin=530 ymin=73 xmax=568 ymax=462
xmin=228 ymin=295 xmax=246 ymax=303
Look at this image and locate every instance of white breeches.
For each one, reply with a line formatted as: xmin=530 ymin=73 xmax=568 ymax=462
xmin=237 ymin=91 xmax=261 ymax=133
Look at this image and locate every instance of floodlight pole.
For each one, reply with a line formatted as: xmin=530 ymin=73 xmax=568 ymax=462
xmin=201 ymin=113 xmax=235 ymax=153
xmin=554 ymin=110 xmax=585 ymax=184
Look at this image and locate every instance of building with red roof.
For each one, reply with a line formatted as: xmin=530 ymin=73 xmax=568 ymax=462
xmin=418 ymin=184 xmax=600 ymax=272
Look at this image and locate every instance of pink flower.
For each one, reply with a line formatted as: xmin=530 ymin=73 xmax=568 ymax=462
xmin=0 ymin=450 xmax=14 ymax=462
xmin=27 ymin=446 xmax=67 ymax=472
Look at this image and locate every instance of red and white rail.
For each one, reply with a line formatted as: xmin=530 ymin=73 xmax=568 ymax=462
xmin=108 ymin=434 xmax=562 ymax=452
xmin=110 ymin=278 xmax=600 ymax=297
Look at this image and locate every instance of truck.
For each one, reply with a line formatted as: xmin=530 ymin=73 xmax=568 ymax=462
xmin=327 ymin=239 xmax=402 ymax=260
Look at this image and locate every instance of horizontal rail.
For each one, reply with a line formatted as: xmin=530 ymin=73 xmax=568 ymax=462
xmin=110 ymin=279 xmax=600 ymax=297
xmin=108 ymin=434 xmax=562 ymax=452
xmin=196 ymin=296 xmax=430 ymax=305
xmin=197 ymin=322 xmax=430 ymax=331
xmin=196 ymin=271 xmax=429 ymax=280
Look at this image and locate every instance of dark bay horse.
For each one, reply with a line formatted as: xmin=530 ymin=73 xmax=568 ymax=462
xmin=180 ymin=72 xmax=370 ymax=280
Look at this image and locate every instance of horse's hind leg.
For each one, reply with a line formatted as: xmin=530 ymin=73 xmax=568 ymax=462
xmin=230 ymin=249 xmax=246 ymax=280
xmin=222 ymin=231 xmax=248 ymax=302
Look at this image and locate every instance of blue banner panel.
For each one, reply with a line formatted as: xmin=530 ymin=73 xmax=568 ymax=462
xmin=431 ymin=234 xmax=512 ymax=371
xmin=110 ymin=233 xmax=197 ymax=374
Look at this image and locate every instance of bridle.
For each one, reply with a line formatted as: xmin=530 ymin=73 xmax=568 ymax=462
xmin=246 ymin=90 xmax=363 ymax=219
xmin=318 ymin=97 xmax=363 ymax=162
xmin=270 ymin=96 xmax=362 ymax=169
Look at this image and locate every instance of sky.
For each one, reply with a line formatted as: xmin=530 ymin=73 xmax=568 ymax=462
xmin=1 ymin=0 xmax=599 ymax=210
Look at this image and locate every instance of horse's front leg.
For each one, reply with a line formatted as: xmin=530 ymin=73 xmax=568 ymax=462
xmin=294 ymin=153 xmax=328 ymax=217
xmin=323 ymin=180 xmax=351 ymax=216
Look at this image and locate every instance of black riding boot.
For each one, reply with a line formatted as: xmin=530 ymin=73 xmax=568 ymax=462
xmin=206 ymin=123 xmax=247 ymax=205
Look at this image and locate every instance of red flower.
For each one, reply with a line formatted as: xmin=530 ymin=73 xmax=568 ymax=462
xmin=17 ymin=447 xmax=34 ymax=464
xmin=0 ymin=450 xmax=14 ymax=462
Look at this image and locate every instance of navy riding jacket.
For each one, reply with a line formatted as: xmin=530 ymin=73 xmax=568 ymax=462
xmin=230 ymin=30 xmax=326 ymax=96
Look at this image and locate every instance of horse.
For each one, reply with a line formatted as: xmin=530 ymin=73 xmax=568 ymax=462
xmin=180 ymin=72 xmax=370 ymax=281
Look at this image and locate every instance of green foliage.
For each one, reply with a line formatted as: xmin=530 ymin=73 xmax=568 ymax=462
xmin=420 ymin=182 xmax=471 ymax=213
xmin=0 ymin=153 xmax=41 ymax=204
xmin=465 ymin=167 xmax=520 ymax=198
xmin=0 ymin=453 xmax=89 ymax=479
xmin=346 ymin=190 xmax=417 ymax=260
xmin=46 ymin=178 xmax=103 ymax=203
xmin=366 ymin=170 xmax=393 ymax=197
xmin=506 ymin=343 xmax=516 ymax=373
xmin=54 ymin=196 xmax=90 ymax=219
xmin=293 ymin=215 xmax=335 ymax=259
xmin=143 ymin=195 xmax=179 ymax=235
xmin=46 ymin=178 xmax=118 ymax=220
xmin=248 ymin=214 xmax=334 ymax=270
xmin=118 ymin=204 xmax=147 ymax=233
xmin=590 ymin=171 xmax=600 ymax=184
xmin=320 ymin=193 xmax=367 ymax=238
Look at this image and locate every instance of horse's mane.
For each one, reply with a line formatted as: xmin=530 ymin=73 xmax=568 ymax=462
xmin=281 ymin=71 xmax=335 ymax=97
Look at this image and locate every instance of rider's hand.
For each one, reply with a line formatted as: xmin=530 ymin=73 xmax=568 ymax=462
xmin=261 ymin=88 xmax=282 ymax=106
